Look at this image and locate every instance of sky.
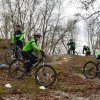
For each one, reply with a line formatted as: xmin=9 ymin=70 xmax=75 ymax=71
xmin=63 ymin=0 xmax=100 ymax=55
xmin=63 ymin=0 xmax=88 ymax=54
xmin=62 ymin=0 xmax=100 ymax=54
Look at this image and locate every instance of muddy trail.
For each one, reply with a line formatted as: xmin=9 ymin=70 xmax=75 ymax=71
xmin=0 ymin=52 xmax=100 ymax=100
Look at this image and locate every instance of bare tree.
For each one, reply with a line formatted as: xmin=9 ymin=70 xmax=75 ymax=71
xmin=0 ymin=0 xmax=79 ymax=54
xmin=85 ymin=17 xmax=100 ymax=55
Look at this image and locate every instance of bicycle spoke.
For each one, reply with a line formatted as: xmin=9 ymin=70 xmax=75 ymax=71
xmin=35 ymin=65 xmax=57 ymax=87
xmin=5 ymin=49 xmax=14 ymax=64
xmin=5 ymin=48 xmax=22 ymax=65
xmin=9 ymin=59 xmax=25 ymax=79
xmin=83 ymin=61 xmax=97 ymax=79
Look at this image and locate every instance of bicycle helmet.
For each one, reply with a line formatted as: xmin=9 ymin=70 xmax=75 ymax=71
xmin=16 ymin=24 xmax=21 ymax=28
xmin=34 ymin=33 xmax=42 ymax=37
xmin=84 ymin=45 xmax=87 ymax=48
xmin=70 ymin=39 xmax=73 ymax=42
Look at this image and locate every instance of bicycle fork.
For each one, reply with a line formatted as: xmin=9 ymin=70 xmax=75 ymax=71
xmin=42 ymin=63 xmax=47 ymax=76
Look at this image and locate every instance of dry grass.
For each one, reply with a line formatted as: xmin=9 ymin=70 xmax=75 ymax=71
xmin=0 ymin=54 xmax=100 ymax=99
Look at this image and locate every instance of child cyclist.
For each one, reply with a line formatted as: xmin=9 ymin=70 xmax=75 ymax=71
xmin=22 ymin=33 xmax=45 ymax=76
xmin=12 ymin=25 xmax=25 ymax=49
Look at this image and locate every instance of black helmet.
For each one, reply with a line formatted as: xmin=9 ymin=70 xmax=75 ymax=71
xmin=16 ymin=25 xmax=21 ymax=27
xmin=84 ymin=45 xmax=86 ymax=47
xmin=34 ymin=33 xmax=42 ymax=37
xmin=70 ymin=39 xmax=73 ymax=42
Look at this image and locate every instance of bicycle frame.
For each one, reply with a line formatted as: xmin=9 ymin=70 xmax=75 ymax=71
xmin=10 ymin=57 xmax=45 ymax=75
xmin=95 ymin=59 xmax=100 ymax=73
xmin=13 ymin=45 xmax=21 ymax=52
xmin=29 ymin=56 xmax=45 ymax=70
xmin=12 ymin=45 xmax=22 ymax=59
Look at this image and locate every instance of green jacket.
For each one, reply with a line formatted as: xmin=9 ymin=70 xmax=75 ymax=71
xmin=67 ymin=42 xmax=76 ymax=48
xmin=12 ymin=31 xmax=25 ymax=44
xmin=83 ymin=46 xmax=90 ymax=53
xmin=22 ymin=38 xmax=41 ymax=54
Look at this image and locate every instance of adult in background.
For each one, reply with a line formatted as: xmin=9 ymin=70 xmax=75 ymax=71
xmin=67 ymin=39 xmax=76 ymax=55
xmin=83 ymin=45 xmax=91 ymax=56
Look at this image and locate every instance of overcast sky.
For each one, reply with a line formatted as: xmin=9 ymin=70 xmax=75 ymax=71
xmin=62 ymin=0 xmax=87 ymax=54
xmin=63 ymin=0 xmax=100 ymax=54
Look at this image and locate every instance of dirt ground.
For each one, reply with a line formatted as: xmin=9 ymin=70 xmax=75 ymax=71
xmin=0 ymin=53 xmax=100 ymax=100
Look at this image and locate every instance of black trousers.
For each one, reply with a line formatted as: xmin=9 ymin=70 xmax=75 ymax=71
xmin=13 ymin=41 xmax=23 ymax=58
xmin=22 ymin=51 xmax=38 ymax=72
xmin=86 ymin=51 xmax=91 ymax=56
xmin=16 ymin=40 xmax=23 ymax=49
xmin=68 ymin=47 xmax=75 ymax=55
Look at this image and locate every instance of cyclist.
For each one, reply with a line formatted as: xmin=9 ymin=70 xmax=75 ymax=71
xmin=12 ymin=25 xmax=25 ymax=49
xmin=83 ymin=45 xmax=91 ymax=56
xmin=67 ymin=39 xmax=76 ymax=55
xmin=22 ymin=33 xmax=45 ymax=75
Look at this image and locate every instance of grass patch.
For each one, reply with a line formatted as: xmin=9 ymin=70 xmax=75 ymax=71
xmin=63 ymin=85 xmax=88 ymax=93
xmin=0 ymin=54 xmax=100 ymax=99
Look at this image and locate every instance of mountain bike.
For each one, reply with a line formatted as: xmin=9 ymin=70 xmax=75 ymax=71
xmin=83 ymin=58 xmax=100 ymax=79
xmin=9 ymin=55 xmax=57 ymax=87
xmin=4 ymin=45 xmax=22 ymax=65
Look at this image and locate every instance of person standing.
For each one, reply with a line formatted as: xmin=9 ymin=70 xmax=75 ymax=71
xmin=67 ymin=39 xmax=76 ymax=55
xmin=83 ymin=45 xmax=91 ymax=56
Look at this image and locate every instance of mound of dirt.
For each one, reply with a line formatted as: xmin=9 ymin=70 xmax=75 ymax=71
xmin=0 ymin=53 xmax=100 ymax=100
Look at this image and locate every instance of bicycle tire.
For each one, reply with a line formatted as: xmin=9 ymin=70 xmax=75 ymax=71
xmin=4 ymin=48 xmax=21 ymax=65
xmin=35 ymin=64 xmax=57 ymax=87
xmin=83 ymin=61 xmax=97 ymax=79
xmin=9 ymin=59 xmax=25 ymax=79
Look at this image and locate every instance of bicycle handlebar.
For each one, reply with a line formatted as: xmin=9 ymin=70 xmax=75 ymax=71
xmin=40 ymin=50 xmax=46 ymax=58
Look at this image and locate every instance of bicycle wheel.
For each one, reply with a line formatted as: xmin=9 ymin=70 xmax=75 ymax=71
xmin=83 ymin=61 xmax=97 ymax=79
xmin=35 ymin=64 xmax=57 ymax=87
xmin=4 ymin=49 xmax=14 ymax=65
xmin=4 ymin=48 xmax=22 ymax=65
xmin=9 ymin=59 xmax=25 ymax=79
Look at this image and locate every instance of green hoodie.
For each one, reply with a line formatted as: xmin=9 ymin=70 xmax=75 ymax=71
xmin=67 ymin=41 xmax=76 ymax=48
xmin=12 ymin=31 xmax=25 ymax=44
xmin=22 ymin=38 xmax=41 ymax=54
